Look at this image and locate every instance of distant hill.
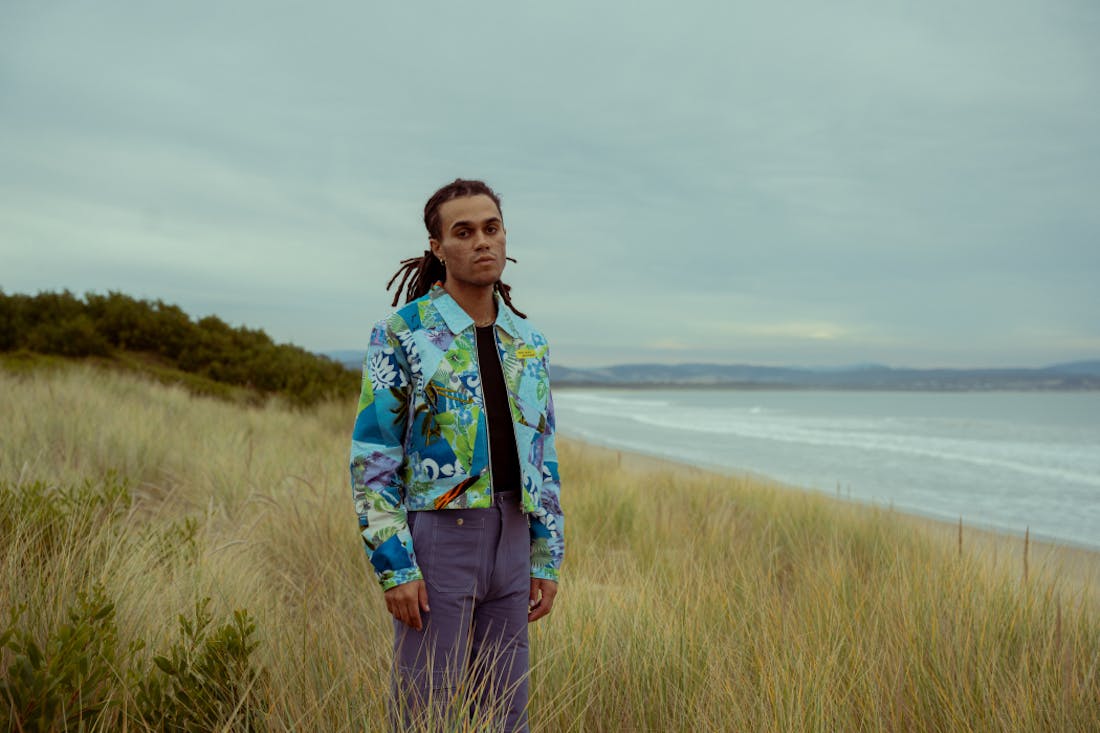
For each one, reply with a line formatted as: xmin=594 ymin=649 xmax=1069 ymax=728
xmin=1044 ymin=360 xmax=1100 ymax=376
xmin=326 ymin=350 xmax=366 ymax=369
xmin=545 ymin=361 xmax=1100 ymax=390
xmin=2 ymin=290 xmax=359 ymax=406
xmin=322 ymin=350 xmax=1100 ymax=390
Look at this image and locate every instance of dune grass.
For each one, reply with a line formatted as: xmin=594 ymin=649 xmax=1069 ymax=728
xmin=1 ymin=364 xmax=1098 ymax=731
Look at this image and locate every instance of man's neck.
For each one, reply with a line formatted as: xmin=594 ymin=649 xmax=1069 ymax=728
xmin=442 ymin=279 xmax=497 ymax=327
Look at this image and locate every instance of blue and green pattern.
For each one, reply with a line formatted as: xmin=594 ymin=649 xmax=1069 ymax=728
xmin=350 ymin=283 xmax=564 ymax=590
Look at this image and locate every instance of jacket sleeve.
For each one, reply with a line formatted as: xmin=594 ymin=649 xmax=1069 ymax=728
xmin=350 ymin=316 xmax=422 ymax=591
xmin=530 ymin=345 xmax=564 ymax=581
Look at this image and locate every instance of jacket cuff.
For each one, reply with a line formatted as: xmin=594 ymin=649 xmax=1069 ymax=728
xmin=378 ymin=566 xmax=424 ymax=592
xmin=530 ymin=565 xmax=559 ymax=582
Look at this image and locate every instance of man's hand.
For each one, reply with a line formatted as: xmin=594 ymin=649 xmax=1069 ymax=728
xmin=385 ymin=579 xmax=430 ymax=630
xmin=528 ymin=578 xmax=557 ymax=623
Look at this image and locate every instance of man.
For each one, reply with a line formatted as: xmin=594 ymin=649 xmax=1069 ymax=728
xmin=350 ymin=179 xmax=564 ymax=731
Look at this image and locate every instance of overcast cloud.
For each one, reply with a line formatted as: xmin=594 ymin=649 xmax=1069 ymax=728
xmin=2 ymin=0 xmax=1098 ymax=367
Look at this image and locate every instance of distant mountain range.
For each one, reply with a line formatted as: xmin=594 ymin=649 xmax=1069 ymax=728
xmin=323 ymin=351 xmax=1100 ymax=390
xmin=544 ymin=360 xmax=1100 ymax=390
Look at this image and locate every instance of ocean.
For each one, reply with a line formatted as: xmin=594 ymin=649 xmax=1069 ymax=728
xmin=553 ymin=389 xmax=1100 ymax=550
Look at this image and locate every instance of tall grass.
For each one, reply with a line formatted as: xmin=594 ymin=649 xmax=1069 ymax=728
xmin=2 ymin=364 xmax=1098 ymax=731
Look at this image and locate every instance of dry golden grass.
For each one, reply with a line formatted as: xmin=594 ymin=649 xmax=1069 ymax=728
xmin=2 ymin=364 xmax=1098 ymax=731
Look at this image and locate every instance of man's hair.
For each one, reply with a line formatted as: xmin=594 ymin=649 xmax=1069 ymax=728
xmin=423 ymin=178 xmax=502 ymax=241
xmin=387 ymin=178 xmax=525 ymax=317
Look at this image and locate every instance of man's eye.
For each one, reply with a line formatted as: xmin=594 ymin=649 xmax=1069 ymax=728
xmin=457 ymin=230 xmax=469 ymax=238
xmin=486 ymin=226 xmax=497 ymax=234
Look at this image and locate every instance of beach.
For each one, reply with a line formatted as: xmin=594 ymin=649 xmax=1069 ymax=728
xmin=4 ymin=366 xmax=1100 ymax=730
xmin=560 ymin=436 xmax=1100 ymax=609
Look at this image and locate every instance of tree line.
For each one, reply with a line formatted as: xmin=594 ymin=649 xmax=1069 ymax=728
xmin=0 ymin=289 xmax=358 ymax=406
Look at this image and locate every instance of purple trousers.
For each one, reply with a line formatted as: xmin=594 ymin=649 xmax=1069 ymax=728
xmin=393 ymin=490 xmax=530 ymax=732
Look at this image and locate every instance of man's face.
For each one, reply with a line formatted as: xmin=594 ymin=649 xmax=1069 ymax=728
xmin=429 ymin=194 xmax=507 ymax=291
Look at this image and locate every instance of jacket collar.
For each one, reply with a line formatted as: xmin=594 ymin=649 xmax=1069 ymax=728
xmin=429 ymin=282 xmax=522 ymax=339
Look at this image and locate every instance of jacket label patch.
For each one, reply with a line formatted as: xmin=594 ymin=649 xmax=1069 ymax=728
xmin=515 ymin=348 xmax=538 ymax=359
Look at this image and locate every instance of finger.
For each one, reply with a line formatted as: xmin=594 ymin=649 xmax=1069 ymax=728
xmin=418 ymin=582 xmax=431 ymax=613
xmin=407 ymin=602 xmax=422 ymax=630
xmin=529 ymin=582 xmax=556 ymax=622
xmin=528 ymin=601 xmax=549 ymax=623
xmin=391 ymin=596 xmax=409 ymax=626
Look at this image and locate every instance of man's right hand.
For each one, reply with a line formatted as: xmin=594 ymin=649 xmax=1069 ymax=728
xmin=384 ymin=579 xmax=430 ymax=630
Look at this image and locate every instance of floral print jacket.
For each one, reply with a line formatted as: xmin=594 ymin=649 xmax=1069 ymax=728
xmin=350 ymin=283 xmax=563 ymax=591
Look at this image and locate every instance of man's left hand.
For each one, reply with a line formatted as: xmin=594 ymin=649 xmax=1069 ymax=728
xmin=528 ymin=578 xmax=557 ymax=623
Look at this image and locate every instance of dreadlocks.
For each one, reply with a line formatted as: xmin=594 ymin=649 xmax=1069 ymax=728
xmin=385 ymin=179 xmax=527 ymax=318
xmin=386 ymin=249 xmax=446 ymax=308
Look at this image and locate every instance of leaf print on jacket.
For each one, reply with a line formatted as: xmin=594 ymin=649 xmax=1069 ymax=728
xmin=369 ymin=348 xmax=399 ymax=389
xmin=349 ymin=283 xmax=564 ymax=590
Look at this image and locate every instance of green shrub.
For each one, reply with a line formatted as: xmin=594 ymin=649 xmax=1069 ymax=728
xmin=2 ymin=476 xmax=265 ymax=730
xmin=0 ymin=477 xmax=131 ymax=559
xmin=1 ymin=289 xmax=358 ymax=406
xmin=140 ymin=516 xmax=201 ymax=568
xmin=136 ymin=598 xmax=265 ymax=732
xmin=0 ymin=585 xmax=130 ymax=732
xmin=0 ymin=590 xmax=266 ymax=732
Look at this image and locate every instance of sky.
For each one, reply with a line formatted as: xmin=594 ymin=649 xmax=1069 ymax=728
xmin=2 ymin=0 xmax=1098 ymax=369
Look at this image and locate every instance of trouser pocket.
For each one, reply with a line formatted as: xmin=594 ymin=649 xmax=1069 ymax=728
xmin=419 ymin=509 xmax=486 ymax=594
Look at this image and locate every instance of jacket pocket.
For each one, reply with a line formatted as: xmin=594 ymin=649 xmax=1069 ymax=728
xmin=512 ymin=357 xmax=550 ymax=429
xmin=513 ymin=392 xmax=548 ymax=432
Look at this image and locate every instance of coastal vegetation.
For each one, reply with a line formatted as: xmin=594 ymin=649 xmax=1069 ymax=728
xmin=2 ymin=363 xmax=1098 ymax=731
xmin=0 ymin=289 xmax=357 ymax=406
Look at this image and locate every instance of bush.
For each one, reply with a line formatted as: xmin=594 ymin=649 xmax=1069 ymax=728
xmin=1 ymin=289 xmax=359 ymax=406
xmin=0 ymin=477 xmax=131 ymax=560
xmin=0 ymin=585 xmax=129 ymax=731
xmin=135 ymin=599 xmax=265 ymax=732
xmin=2 ymin=476 xmax=265 ymax=730
xmin=0 ymin=590 xmax=265 ymax=732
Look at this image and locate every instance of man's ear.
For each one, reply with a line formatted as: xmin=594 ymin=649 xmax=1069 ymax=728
xmin=429 ymin=239 xmax=442 ymax=259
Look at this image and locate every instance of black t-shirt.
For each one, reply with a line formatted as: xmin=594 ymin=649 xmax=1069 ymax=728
xmin=475 ymin=325 xmax=522 ymax=491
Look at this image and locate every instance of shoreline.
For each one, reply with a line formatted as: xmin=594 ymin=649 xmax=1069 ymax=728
xmin=554 ymin=382 xmax=1100 ymax=393
xmin=562 ymin=433 xmax=1100 ymax=606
